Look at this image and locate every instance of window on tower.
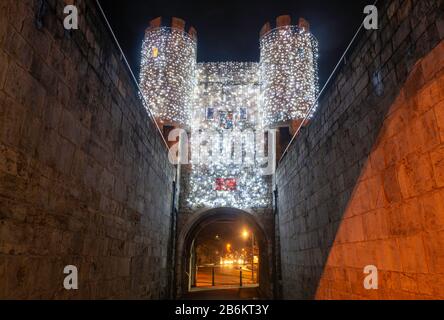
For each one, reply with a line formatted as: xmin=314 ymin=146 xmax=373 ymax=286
xmin=206 ymin=107 xmax=214 ymax=120
xmin=152 ymin=47 xmax=159 ymax=58
xmin=239 ymin=107 xmax=248 ymax=121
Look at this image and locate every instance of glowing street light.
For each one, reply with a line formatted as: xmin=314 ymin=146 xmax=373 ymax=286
xmin=241 ymin=228 xmax=255 ymax=282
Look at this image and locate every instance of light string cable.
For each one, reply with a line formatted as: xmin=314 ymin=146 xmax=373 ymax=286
xmin=279 ymin=0 xmax=379 ymax=163
xmin=95 ymin=0 xmax=170 ymax=150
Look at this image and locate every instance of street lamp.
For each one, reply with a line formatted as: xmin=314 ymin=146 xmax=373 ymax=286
xmin=241 ymin=228 xmax=255 ymax=282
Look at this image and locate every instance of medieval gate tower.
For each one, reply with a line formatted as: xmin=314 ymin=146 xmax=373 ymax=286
xmin=139 ymin=15 xmax=318 ymax=297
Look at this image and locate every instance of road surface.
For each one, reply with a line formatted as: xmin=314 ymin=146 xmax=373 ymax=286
xmin=196 ymin=265 xmax=258 ymax=288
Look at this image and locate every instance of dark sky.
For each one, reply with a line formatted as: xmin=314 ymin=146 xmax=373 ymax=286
xmin=99 ymin=0 xmax=371 ymax=86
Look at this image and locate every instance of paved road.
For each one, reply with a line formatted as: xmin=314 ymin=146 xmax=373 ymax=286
xmin=196 ymin=265 xmax=257 ymax=287
xmin=182 ymin=287 xmax=262 ymax=300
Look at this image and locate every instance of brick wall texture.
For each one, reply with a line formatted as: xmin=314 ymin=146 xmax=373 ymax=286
xmin=276 ymin=0 xmax=444 ymax=299
xmin=0 ymin=0 xmax=175 ymax=299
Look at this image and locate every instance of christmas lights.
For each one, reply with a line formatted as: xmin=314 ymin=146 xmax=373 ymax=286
xmin=186 ymin=63 xmax=271 ymax=209
xmin=260 ymin=26 xmax=319 ymax=126
xmin=140 ymin=27 xmax=197 ymax=127
xmin=139 ymin=22 xmax=319 ymax=210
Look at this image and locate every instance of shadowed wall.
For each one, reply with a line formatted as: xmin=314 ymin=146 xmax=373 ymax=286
xmin=0 ymin=0 xmax=175 ymax=299
xmin=276 ymin=0 xmax=444 ymax=299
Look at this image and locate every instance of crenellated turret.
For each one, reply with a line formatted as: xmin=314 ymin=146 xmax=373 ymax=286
xmin=259 ymin=15 xmax=319 ymax=129
xmin=139 ymin=17 xmax=197 ymax=130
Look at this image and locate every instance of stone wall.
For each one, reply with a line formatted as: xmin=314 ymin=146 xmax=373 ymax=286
xmin=276 ymin=0 xmax=444 ymax=299
xmin=0 ymin=0 xmax=175 ymax=299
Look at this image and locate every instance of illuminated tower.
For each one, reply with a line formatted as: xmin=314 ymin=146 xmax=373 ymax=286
xmin=138 ymin=15 xmax=319 ymax=209
xmin=259 ymin=15 xmax=319 ymax=132
xmin=140 ymin=17 xmax=197 ymax=130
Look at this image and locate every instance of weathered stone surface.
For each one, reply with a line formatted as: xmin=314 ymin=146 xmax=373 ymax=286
xmin=0 ymin=0 xmax=175 ymax=299
xmin=276 ymin=0 xmax=444 ymax=300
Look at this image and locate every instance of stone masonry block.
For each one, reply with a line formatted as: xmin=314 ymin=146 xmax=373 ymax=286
xmin=399 ymin=234 xmax=429 ymax=273
xmin=435 ymin=100 xmax=444 ymax=142
xmin=4 ymin=62 xmax=46 ymax=112
xmin=0 ymin=50 xmax=7 ymax=89
xmin=421 ymin=189 xmax=444 ymax=232
xmin=421 ymin=41 xmax=444 ymax=81
xmin=431 ymin=145 xmax=444 ymax=187
xmin=276 ymin=15 xmax=291 ymax=27
xmin=382 ymin=165 xmax=403 ymax=203
xmin=397 ymin=152 xmax=435 ymax=199
xmin=423 ymin=230 xmax=444 ymax=273
xmin=0 ymin=96 xmax=26 ymax=146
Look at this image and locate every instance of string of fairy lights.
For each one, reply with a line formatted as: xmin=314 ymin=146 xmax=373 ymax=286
xmin=140 ymin=24 xmax=318 ymax=210
xmin=260 ymin=26 xmax=319 ymax=126
xmin=187 ymin=63 xmax=270 ymax=209
xmin=139 ymin=27 xmax=196 ymax=126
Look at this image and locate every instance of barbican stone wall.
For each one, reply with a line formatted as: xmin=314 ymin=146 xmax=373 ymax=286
xmin=0 ymin=0 xmax=175 ymax=299
xmin=276 ymin=0 xmax=444 ymax=299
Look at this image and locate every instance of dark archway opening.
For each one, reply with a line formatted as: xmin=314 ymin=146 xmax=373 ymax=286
xmin=193 ymin=220 xmax=259 ymax=289
xmin=179 ymin=208 xmax=272 ymax=299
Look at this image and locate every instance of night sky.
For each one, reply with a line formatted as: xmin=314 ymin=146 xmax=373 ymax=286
xmin=99 ymin=0 xmax=371 ymax=86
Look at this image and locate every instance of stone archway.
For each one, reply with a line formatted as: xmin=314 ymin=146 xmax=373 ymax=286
xmin=176 ymin=207 xmax=274 ymax=298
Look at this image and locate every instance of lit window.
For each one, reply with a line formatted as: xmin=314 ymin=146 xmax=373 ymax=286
xmin=152 ymin=47 xmax=159 ymax=58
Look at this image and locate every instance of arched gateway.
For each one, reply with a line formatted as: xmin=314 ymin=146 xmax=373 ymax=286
xmin=176 ymin=207 xmax=275 ymax=298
